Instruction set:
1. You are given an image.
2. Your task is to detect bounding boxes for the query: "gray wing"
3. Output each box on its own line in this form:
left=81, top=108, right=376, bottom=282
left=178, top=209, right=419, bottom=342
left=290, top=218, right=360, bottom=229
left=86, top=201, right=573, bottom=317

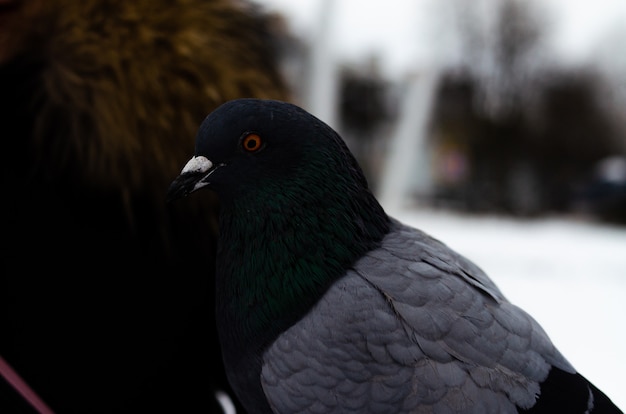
left=261, top=218, right=575, bottom=413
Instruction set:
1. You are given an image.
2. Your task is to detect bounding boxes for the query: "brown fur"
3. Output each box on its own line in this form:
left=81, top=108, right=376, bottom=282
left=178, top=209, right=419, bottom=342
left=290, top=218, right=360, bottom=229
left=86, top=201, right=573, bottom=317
left=2, top=0, right=288, bottom=221
left=0, top=0, right=290, bottom=412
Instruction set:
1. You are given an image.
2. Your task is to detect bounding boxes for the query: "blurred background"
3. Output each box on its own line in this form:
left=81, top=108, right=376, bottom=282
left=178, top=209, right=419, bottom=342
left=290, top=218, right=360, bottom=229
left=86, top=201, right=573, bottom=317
left=253, top=0, right=626, bottom=409
left=258, top=0, right=626, bottom=222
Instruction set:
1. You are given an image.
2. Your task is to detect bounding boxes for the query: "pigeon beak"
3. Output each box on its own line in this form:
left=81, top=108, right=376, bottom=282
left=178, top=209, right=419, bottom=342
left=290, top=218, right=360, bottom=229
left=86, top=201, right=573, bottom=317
left=166, top=156, right=219, bottom=202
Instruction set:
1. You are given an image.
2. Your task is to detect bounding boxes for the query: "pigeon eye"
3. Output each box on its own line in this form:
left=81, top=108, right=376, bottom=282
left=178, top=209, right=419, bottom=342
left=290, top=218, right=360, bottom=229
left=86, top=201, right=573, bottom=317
left=241, top=133, right=263, bottom=152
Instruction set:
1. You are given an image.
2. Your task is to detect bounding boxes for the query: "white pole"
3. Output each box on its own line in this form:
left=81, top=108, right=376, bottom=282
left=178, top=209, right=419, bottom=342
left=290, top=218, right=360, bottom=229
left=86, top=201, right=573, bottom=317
left=378, top=69, right=440, bottom=214
left=304, top=0, right=339, bottom=130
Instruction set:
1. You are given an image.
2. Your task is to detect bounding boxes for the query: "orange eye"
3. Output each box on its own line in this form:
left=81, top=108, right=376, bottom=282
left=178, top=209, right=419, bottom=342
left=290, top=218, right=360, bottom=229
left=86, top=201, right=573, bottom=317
left=241, top=133, right=263, bottom=152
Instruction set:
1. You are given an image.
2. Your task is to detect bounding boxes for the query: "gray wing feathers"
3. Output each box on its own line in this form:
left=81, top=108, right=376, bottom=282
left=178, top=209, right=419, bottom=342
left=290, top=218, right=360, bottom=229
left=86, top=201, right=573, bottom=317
left=261, top=219, right=576, bottom=413
left=384, top=218, right=506, bottom=303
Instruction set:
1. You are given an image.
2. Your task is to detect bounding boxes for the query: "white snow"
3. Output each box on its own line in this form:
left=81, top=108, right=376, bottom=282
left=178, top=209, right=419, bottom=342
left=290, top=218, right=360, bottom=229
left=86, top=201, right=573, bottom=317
left=391, top=205, right=626, bottom=411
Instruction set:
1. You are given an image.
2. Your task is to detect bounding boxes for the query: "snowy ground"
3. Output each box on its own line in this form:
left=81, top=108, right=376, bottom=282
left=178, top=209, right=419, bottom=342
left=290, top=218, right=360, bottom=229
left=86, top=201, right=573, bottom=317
left=390, top=205, right=626, bottom=411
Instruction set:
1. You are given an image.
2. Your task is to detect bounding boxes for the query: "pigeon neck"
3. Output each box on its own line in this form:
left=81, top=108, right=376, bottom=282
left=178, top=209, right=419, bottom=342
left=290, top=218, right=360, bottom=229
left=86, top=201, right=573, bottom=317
left=215, top=180, right=390, bottom=358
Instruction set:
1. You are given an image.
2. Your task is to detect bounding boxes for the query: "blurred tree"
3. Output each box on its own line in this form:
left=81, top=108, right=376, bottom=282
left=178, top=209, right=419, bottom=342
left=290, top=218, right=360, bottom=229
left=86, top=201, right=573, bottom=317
left=337, top=57, right=398, bottom=191
left=426, top=0, right=625, bottom=222
left=431, top=69, right=623, bottom=219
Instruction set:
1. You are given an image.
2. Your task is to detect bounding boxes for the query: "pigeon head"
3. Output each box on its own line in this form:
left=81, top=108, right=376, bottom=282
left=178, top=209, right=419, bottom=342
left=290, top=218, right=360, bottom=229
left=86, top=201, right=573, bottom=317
left=168, top=98, right=372, bottom=206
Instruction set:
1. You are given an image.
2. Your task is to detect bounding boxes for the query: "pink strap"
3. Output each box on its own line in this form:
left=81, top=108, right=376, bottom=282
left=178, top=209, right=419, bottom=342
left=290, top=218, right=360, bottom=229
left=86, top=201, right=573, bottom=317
left=0, top=355, right=55, bottom=414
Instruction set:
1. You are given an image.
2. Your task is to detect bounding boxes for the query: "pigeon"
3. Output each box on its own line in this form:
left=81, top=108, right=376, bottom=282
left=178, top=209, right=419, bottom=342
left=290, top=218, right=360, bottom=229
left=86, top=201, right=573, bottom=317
left=167, top=98, right=623, bottom=414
